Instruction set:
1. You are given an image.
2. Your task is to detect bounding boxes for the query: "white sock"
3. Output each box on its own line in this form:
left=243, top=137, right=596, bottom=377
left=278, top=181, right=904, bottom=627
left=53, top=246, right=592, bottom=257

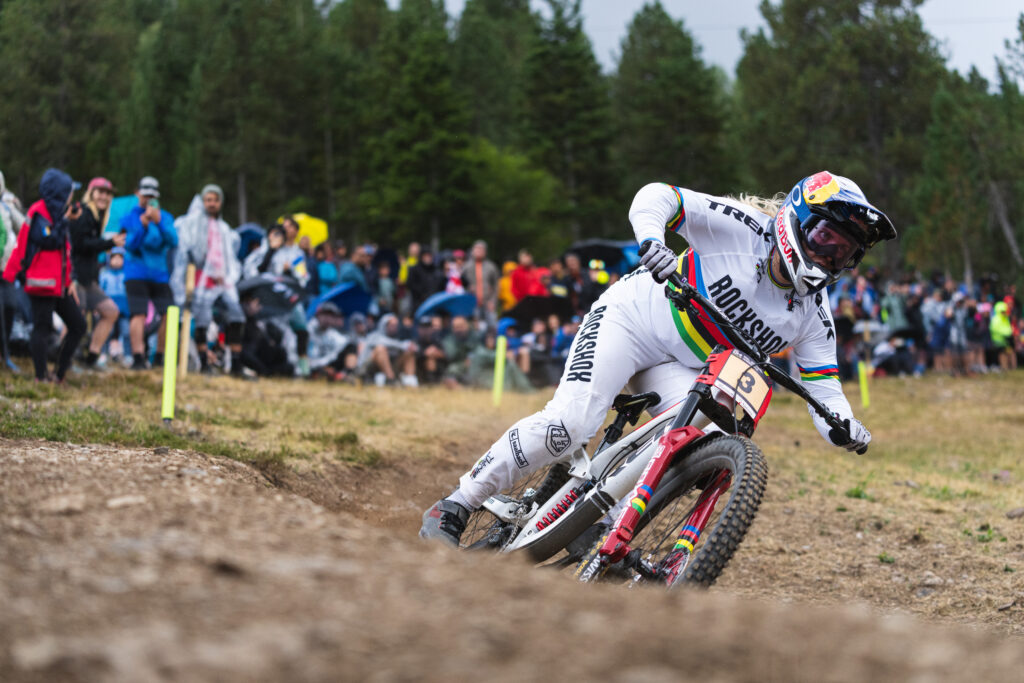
left=446, top=488, right=472, bottom=510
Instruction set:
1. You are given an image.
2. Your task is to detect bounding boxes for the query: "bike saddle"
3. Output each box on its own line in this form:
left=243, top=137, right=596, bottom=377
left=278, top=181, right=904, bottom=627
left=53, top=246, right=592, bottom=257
left=612, top=392, right=661, bottom=424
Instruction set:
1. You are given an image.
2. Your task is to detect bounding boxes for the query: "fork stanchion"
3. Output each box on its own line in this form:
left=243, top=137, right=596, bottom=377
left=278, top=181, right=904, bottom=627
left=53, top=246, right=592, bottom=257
left=162, top=306, right=180, bottom=424
left=493, top=335, right=507, bottom=407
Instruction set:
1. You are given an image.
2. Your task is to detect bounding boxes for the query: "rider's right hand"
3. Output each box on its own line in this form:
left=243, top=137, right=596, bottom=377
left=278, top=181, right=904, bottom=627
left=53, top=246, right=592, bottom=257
left=638, top=239, right=677, bottom=283
left=829, top=417, right=871, bottom=453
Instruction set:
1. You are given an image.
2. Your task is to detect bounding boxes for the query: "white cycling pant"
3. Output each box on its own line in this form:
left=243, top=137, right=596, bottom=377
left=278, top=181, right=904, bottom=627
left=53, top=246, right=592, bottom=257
left=457, top=274, right=704, bottom=510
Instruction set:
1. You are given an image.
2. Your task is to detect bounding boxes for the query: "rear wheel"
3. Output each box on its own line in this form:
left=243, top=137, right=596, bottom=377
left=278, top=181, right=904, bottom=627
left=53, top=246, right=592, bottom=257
left=575, top=435, right=767, bottom=587
left=460, top=463, right=570, bottom=550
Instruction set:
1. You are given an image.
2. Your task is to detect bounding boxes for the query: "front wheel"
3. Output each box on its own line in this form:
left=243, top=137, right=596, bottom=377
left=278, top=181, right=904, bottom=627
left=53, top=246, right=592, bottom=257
left=576, top=434, right=768, bottom=588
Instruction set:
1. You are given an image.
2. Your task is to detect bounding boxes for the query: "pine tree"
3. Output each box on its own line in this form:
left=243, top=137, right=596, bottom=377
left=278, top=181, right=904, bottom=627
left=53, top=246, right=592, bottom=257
left=453, top=0, right=537, bottom=148
left=322, top=0, right=392, bottom=237
left=613, top=1, right=737, bottom=197
left=736, top=0, right=946, bottom=267
left=0, top=0, right=140, bottom=197
left=362, top=0, right=473, bottom=248
left=522, top=0, right=616, bottom=241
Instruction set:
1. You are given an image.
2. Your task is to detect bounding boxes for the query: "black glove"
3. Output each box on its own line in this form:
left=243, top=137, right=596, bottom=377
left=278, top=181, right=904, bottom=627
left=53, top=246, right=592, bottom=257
left=638, top=239, right=677, bottom=283
left=828, top=417, right=871, bottom=453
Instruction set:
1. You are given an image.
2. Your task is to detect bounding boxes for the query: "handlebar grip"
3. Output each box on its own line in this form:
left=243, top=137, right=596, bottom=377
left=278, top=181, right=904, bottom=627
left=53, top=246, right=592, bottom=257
left=856, top=446, right=868, bottom=455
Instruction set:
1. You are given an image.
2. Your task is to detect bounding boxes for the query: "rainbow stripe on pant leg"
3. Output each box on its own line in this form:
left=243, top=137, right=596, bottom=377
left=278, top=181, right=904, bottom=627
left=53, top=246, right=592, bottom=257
left=674, top=525, right=701, bottom=553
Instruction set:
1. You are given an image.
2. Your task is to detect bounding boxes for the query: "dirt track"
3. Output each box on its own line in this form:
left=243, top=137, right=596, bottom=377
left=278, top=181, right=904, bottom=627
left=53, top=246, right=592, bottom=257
left=2, top=438, right=1023, bottom=682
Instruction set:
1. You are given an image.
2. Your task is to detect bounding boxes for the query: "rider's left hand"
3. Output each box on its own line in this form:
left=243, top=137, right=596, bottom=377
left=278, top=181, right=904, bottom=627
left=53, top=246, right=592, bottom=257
left=831, top=417, right=870, bottom=452
left=638, top=239, right=677, bottom=283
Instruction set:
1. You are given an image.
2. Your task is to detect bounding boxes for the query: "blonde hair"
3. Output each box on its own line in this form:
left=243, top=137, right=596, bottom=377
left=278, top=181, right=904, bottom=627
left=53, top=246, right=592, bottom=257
left=729, top=193, right=786, bottom=218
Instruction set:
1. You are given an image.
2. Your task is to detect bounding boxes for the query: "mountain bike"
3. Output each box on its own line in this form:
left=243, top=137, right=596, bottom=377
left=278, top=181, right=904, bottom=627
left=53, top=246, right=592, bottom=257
left=459, top=271, right=863, bottom=588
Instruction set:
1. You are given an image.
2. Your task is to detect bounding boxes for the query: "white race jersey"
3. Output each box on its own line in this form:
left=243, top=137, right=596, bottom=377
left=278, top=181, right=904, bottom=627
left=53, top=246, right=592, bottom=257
left=628, top=183, right=855, bottom=440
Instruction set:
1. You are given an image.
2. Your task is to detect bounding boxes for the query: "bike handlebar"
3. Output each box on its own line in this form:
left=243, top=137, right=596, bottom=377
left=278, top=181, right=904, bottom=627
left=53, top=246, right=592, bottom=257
left=664, top=272, right=867, bottom=454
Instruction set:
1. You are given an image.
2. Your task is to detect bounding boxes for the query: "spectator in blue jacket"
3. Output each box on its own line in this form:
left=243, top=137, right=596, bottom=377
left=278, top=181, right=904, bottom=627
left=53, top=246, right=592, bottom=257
left=121, top=176, right=178, bottom=369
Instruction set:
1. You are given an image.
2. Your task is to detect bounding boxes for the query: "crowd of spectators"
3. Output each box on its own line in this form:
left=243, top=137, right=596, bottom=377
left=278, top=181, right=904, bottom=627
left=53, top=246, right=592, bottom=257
left=0, top=168, right=617, bottom=389
left=823, top=268, right=1023, bottom=381
left=1, top=166, right=1021, bottom=389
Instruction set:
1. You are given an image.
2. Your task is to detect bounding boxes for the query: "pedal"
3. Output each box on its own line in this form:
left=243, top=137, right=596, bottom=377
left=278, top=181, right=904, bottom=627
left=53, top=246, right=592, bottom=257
left=480, top=494, right=524, bottom=523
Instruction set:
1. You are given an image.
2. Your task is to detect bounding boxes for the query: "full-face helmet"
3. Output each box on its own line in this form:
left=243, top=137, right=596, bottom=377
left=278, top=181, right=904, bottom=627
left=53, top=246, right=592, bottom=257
left=773, top=171, right=896, bottom=297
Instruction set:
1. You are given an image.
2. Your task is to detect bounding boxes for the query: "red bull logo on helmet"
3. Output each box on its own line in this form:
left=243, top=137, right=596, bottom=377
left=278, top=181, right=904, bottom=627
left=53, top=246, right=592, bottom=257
left=802, top=171, right=841, bottom=205
left=776, top=208, right=795, bottom=264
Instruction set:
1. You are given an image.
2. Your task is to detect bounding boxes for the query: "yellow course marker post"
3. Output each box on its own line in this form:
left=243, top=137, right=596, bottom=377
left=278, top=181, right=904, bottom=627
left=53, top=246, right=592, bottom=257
left=162, top=306, right=180, bottom=423
left=857, top=359, right=870, bottom=409
left=493, top=335, right=507, bottom=407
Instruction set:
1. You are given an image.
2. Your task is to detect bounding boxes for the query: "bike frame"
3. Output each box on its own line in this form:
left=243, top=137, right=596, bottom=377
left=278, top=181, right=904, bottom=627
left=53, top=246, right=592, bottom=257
left=474, top=272, right=860, bottom=567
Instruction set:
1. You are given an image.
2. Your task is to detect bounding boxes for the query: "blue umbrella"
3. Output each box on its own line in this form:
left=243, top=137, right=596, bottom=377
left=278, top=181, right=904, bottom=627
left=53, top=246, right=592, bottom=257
left=414, top=292, right=478, bottom=320
left=307, top=281, right=372, bottom=319
left=236, top=223, right=266, bottom=260
left=564, top=239, right=638, bottom=274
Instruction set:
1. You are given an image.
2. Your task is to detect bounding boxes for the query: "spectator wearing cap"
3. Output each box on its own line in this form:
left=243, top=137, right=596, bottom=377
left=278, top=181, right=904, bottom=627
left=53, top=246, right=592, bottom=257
left=121, top=176, right=178, bottom=369
left=99, top=246, right=130, bottom=361
left=460, top=239, right=499, bottom=318
left=172, top=184, right=245, bottom=376
left=0, top=169, right=26, bottom=371
left=2, top=168, right=87, bottom=382
left=69, top=177, right=124, bottom=367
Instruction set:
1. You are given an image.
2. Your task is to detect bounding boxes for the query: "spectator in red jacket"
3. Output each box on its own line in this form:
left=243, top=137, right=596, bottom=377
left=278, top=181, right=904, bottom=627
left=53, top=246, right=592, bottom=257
left=2, top=168, right=86, bottom=382
left=510, top=249, right=548, bottom=301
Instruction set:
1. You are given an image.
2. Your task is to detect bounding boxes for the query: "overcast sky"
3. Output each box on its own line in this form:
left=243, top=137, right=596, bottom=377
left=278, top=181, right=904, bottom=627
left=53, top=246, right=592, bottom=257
left=421, top=0, right=1022, bottom=84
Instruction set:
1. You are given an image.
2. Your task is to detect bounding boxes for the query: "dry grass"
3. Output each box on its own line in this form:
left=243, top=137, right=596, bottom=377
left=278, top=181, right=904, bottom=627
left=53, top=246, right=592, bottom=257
left=720, top=373, right=1024, bottom=633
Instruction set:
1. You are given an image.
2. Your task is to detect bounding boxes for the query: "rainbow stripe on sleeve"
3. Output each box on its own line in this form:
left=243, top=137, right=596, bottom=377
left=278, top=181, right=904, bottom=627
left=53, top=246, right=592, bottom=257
left=798, top=364, right=840, bottom=382
left=665, top=185, right=685, bottom=233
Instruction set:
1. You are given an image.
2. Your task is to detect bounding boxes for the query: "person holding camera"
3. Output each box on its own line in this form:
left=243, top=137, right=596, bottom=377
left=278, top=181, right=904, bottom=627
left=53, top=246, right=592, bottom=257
left=121, top=176, right=178, bottom=370
left=70, top=177, right=125, bottom=368
left=2, top=168, right=87, bottom=382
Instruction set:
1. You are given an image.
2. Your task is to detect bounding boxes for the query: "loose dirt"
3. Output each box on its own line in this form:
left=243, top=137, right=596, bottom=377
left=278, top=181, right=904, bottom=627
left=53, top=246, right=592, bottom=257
left=2, top=426, right=1022, bottom=682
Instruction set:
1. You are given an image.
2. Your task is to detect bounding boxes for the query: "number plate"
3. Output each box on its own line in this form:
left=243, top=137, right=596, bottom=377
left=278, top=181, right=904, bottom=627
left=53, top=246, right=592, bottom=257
left=696, top=349, right=772, bottom=422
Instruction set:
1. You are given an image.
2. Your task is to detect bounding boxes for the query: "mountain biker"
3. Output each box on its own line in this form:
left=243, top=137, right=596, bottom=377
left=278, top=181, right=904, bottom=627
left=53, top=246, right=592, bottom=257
left=421, top=171, right=896, bottom=546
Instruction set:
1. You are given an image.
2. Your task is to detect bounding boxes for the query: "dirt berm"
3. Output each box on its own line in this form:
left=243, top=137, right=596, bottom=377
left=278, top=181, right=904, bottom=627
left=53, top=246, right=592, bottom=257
left=1, top=439, right=1022, bottom=682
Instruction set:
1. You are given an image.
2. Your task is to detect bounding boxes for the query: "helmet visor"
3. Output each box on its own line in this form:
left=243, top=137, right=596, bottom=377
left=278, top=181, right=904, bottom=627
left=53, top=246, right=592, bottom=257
left=804, top=219, right=863, bottom=272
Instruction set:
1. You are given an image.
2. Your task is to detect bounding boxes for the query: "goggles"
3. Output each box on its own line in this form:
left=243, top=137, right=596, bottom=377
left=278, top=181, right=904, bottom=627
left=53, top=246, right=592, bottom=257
left=802, top=218, right=864, bottom=273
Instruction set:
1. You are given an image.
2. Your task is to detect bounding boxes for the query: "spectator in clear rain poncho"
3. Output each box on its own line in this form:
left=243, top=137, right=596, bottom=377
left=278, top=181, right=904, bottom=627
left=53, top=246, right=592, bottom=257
left=0, top=170, right=26, bottom=371
left=357, top=312, right=418, bottom=387
left=172, top=184, right=245, bottom=376
left=307, top=301, right=360, bottom=381
left=243, top=220, right=311, bottom=376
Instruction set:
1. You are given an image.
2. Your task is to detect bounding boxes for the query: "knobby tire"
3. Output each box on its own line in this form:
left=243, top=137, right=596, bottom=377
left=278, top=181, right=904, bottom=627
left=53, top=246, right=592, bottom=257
left=577, top=434, right=768, bottom=588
